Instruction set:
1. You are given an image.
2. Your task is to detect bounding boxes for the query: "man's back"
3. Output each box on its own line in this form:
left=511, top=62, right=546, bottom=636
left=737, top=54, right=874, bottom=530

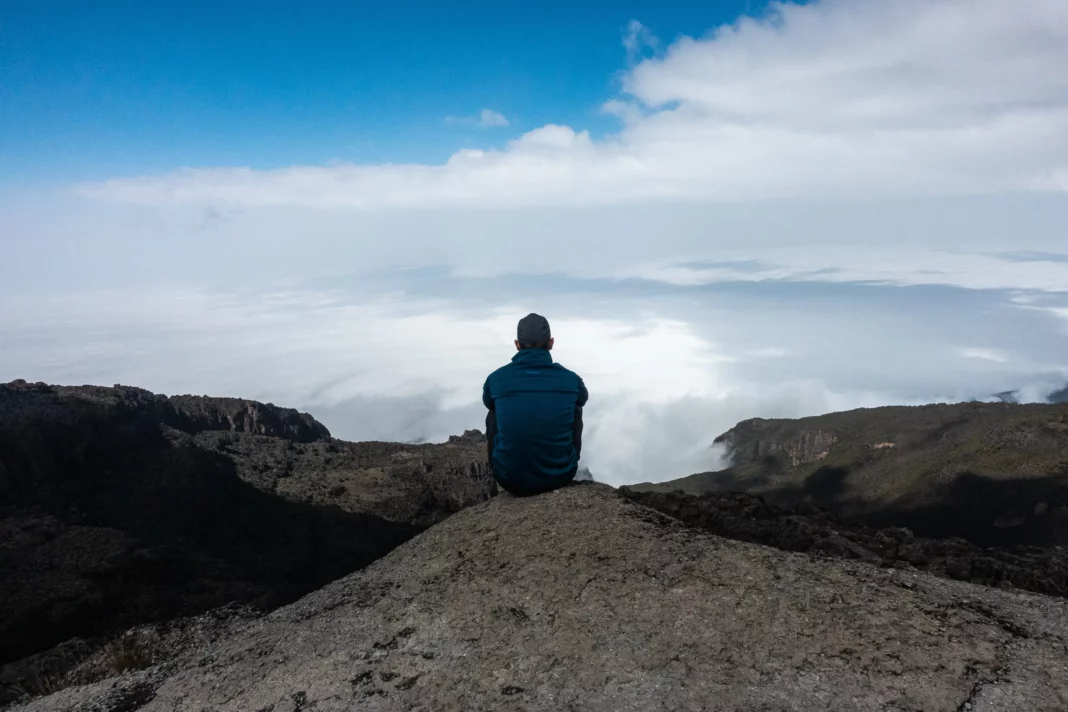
left=483, top=347, right=588, bottom=494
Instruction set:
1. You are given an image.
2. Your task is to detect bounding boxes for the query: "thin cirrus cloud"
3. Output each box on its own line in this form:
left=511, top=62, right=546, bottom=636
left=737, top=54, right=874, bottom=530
left=960, top=348, right=1010, bottom=364
left=78, top=0, right=1068, bottom=210
left=444, top=108, right=511, bottom=128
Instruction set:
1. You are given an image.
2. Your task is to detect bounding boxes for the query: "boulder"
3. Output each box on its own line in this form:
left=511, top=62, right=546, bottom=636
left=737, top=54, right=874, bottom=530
left=14, top=485, right=1068, bottom=711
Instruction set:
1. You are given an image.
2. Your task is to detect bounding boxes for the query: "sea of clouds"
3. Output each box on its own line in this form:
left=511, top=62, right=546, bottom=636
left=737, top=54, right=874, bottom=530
left=2, top=0, right=1067, bottom=484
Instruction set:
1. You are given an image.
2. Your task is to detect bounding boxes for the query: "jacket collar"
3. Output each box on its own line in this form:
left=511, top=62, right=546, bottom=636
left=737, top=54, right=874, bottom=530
left=511, top=348, right=554, bottom=367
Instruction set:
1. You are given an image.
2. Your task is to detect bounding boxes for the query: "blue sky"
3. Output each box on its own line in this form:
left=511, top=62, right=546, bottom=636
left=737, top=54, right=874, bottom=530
left=2, top=0, right=775, bottom=182
left=2, top=0, right=1068, bottom=483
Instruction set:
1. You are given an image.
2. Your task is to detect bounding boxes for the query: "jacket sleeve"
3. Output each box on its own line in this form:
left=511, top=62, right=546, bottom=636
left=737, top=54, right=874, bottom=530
left=485, top=408, right=497, bottom=463
left=483, top=378, right=497, bottom=462
left=573, top=375, right=587, bottom=459
left=572, top=406, right=583, bottom=460
left=576, top=376, right=589, bottom=408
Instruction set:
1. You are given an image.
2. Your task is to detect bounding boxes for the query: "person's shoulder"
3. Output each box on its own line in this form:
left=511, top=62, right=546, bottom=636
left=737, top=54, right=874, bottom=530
left=550, top=362, right=583, bottom=380
left=485, top=362, right=515, bottom=383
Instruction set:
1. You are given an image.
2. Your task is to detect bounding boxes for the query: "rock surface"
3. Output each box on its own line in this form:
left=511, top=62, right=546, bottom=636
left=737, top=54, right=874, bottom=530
left=622, top=488, right=1068, bottom=598
left=633, top=402, right=1068, bottom=546
left=0, top=381, right=494, bottom=669
left=13, top=485, right=1068, bottom=712
left=0, top=606, right=258, bottom=703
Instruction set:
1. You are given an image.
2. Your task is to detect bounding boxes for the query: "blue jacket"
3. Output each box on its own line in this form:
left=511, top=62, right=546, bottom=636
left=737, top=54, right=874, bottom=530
left=482, top=349, right=588, bottom=491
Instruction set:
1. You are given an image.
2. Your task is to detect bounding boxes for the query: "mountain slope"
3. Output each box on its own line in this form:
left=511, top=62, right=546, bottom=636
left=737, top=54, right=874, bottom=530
left=0, top=380, right=494, bottom=666
left=632, top=402, right=1068, bottom=545
left=14, top=484, right=1068, bottom=712
left=620, top=488, right=1068, bottom=597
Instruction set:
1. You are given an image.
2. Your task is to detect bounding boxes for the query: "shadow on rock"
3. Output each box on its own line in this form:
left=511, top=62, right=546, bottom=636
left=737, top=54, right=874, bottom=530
left=0, top=384, right=422, bottom=665
left=620, top=487, right=1068, bottom=598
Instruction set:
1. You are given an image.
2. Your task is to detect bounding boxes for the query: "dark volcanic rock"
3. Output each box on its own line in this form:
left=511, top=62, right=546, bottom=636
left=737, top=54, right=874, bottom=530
left=3, top=379, right=331, bottom=444
left=632, top=402, right=1068, bottom=546
left=164, top=394, right=330, bottom=442
left=0, top=381, right=494, bottom=668
left=11, top=486, right=1068, bottom=712
left=447, top=429, right=486, bottom=445
left=621, top=488, right=1068, bottom=598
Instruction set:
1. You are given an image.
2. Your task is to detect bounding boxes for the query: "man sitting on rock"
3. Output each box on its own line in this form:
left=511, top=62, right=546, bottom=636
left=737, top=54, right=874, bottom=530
left=482, top=313, right=588, bottom=496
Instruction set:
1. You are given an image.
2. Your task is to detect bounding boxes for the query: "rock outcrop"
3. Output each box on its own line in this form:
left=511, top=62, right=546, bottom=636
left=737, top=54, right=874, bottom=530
left=0, top=381, right=494, bottom=670
left=447, top=430, right=486, bottom=446
left=12, top=485, right=1068, bottom=712
left=717, top=423, right=839, bottom=467
left=633, top=402, right=1068, bottom=546
left=3, top=379, right=331, bottom=443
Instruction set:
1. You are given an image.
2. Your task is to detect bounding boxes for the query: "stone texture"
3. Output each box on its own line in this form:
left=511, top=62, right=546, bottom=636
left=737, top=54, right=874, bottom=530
left=14, top=485, right=1068, bottom=712
left=621, top=488, right=1068, bottom=598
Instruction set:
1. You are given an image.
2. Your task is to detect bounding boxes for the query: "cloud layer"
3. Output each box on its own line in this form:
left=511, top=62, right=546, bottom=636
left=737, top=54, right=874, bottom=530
left=81, top=0, right=1068, bottom=209
left=4, top=276, right=1067, bottom=484
left=3, top=1, right=1067, bottom=486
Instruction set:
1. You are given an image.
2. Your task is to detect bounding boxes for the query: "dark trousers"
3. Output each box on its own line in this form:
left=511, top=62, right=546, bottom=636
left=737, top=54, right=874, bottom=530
left=498, top=470, right=577, bottom=497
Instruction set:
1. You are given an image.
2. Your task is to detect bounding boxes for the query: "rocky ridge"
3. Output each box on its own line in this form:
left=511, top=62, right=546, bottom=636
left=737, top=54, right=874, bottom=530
left=0, top=381, right=494, bottom=675
left=7, top=385, right=1068, bottom=710
left=632, top=402, right=1068, bottom=546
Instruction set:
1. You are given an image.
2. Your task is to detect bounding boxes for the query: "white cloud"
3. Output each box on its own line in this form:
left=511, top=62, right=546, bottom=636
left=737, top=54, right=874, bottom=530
left=748, top=347, right=789, bottom=358
left=625, top=246, right=1068, bottom=293
left=0, top=289, right=726, bottom=414
left=960, top=347, right=1010, bottom=363
left=600, top=98, right=643, bottom=125
left=4, top=277, right=1067, bottom=484
left=477, top=109, right=510, bottom=127
left=80, top=0, right=1068, bottom=209
left=5, top=189, right=1067, bottom=300
left=622, top=19, right=658, bottom=63
left=445, top=108, right=510, bottom=128
left=1032, top=169, right=1068, bottom=192
left=0, top=288, right=740, bottom=483
left=1045, top=307, right=1068, bottom=331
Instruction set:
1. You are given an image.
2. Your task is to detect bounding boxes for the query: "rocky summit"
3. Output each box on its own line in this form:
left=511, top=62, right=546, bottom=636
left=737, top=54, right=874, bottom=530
left=4, top=383, right=1068, bottom=711
left=10, top=484, right=1068, bottom=712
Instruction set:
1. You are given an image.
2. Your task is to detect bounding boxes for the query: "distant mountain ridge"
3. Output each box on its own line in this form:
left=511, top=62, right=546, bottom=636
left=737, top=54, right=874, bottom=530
left=987, top=382, right=1068, bottom=405
left=631, top=401, right=1068, bottom=547
left=2, top=379, right=331, bottom=442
